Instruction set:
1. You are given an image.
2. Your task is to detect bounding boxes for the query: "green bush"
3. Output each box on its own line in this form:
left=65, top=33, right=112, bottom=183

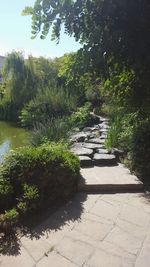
left=69, top=103, right=97, bottom=129
left=0, top=143, right=80, bottom=228
left=20, top=86, right=77, bottom=128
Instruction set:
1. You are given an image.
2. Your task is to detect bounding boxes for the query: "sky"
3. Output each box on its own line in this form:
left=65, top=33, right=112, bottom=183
left=0, top=0, right=81, bottom=58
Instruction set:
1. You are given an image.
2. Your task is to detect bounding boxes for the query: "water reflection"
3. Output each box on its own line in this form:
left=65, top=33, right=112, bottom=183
left=0, top=121, right=29, bottom=162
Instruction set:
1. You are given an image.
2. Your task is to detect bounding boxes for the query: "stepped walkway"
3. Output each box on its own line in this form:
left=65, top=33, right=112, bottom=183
left=1, top=115, right=150, bottom=267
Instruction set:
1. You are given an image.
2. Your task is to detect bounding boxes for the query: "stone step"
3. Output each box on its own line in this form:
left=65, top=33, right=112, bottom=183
left=70, top=146, right=93, bottom=157
left=93, top=153, right=117, bottom=166
left=79, top=156, right=93, bottom=167
left=78, top=164, right=144, bottom=193
left=86, top=138, right=105, bottom=145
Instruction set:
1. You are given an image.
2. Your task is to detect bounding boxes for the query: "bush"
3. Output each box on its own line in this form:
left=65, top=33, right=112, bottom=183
left=69, top=102, right=97, bottom=129
left=0, top=143, right=80, bottom=228
left=20, top=86, right=77, bottom=128
left=130, top=119, right=150, bottom=181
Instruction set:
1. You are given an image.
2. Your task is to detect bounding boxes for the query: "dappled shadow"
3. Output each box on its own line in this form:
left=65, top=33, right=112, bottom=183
left=0, top=231, right=21, bottom=256
left=0, top=193, right=87, bottom=256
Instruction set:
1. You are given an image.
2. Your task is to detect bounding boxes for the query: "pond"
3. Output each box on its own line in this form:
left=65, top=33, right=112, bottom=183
left=0, top=121, right=30, bottom=163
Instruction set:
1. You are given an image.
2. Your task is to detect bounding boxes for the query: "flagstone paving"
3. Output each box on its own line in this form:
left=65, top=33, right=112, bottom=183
left=1, top=192, right=150, bottom=267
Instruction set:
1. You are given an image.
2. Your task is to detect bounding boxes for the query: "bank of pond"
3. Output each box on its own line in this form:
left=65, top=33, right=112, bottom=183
left=0, top=121, right=30, bottom=162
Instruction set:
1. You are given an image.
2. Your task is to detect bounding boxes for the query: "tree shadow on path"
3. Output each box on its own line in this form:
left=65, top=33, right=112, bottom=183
left=0, top=192, right=87, bottom=256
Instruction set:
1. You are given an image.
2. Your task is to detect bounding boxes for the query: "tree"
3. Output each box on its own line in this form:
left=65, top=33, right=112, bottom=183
left=23, top=0, right=150, bottom=69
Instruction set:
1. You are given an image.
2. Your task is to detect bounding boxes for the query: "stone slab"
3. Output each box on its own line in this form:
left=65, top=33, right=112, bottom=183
left=96, top=149, right=109, bottom=154
left=70, top=146, right=93, bottom=156
left=79, top=164, right=144, bottom=192
left=93, top=153, right=116, bottom=165
left=86, top=138, right=105, bottom=144
left=79, top=156, right=93, bottom=167
left=82, top=142, right=105, bottom=150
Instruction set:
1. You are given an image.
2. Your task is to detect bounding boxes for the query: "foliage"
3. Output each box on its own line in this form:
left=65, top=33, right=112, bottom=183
left=20, top=86, right=77, bottom=128
left=130, top=119, right=150, bottom=181
left=23, top=1, right=150, bottom=71
left=69, top=102, right=95, bottom=129
left=30, top=117, right=72, bottom=146
left=105, top=112, right=139, bottom=150
left=30, top=103, right=94, bottom=146
left=0, top=52, right=60, bottom=122
left=0, top=143, right=80, bottom=228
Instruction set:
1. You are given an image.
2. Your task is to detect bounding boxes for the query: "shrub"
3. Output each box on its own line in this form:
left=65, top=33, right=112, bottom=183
left=20, top=86, right=77, bottom=128
left=130, top=119, right=150, bottom=181
left=69, top=102, right=97, bottom=129
left=0, top=143, right=80, bottom=229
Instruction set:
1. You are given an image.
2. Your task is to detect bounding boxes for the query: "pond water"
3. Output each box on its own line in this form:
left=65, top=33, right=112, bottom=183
left=0, top=121, right=30, bottom=163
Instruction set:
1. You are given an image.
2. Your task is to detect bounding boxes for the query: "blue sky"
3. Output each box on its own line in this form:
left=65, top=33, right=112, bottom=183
left=0, top=1, right=81, bottom=58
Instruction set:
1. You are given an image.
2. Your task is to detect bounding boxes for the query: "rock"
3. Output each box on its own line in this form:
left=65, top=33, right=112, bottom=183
left=86, top=138, right=105, bottom=144
left=99, top=129, right=108, bottom=134
left=70, top=132, right=90, bottom=142
left=93, top=153, right=116, bottom=165
left=111, top=148, right=124, bottom=159
left=70, top=145, right=93, bottom=156
left=79, top=156, right=93, bottom=167
left=82, top=143, right=105, bottom=150
left=83, top=127, right=93, bottom=132
left=99, top=124, right=110, bottom=130
left=100, top=133, right=107, bottom=139
left=96, top=149, right=109, bottom=154
left=99, top=117, right=109, bottom=123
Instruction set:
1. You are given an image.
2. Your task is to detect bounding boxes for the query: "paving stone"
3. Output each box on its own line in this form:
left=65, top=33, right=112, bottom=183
left=79, top=156, right=93, bottom=167
left=116, top=218, right=147, bottom=240
left=70, top=132, right=89, bottom=142
left=134, top=229, right=150, bottom=267
left=74, top=217, right=113, bottom=241
left=21, top=235, right=51, bottom=262
left=36, top=251, right=77, bottom=267
left=96, top=148, right=109, bottom=154
left=93, top=153, right=116, bottom=165
left=82, top=142, right=105, bottom=150
left=104, top=225, right=143, bottom=255
left=98, top=240, right=136, bottom=260
left=56, top=236, right=94, bottom=266
left=86, top=138, right=105, bottom=144
left=86, top=248, right=134, bottom=267
left=91, top=199, right=120, bottom=222
left=119, top=203, right=150, bottom=228
left=0, top=246, right=35, bottom=267
left=70, top=145, right=93, bottom=156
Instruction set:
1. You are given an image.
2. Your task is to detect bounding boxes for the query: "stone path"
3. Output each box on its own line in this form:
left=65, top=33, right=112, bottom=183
left=71, top=114, right=143, bottom=193
left=1, top=192, right=150, bottom=267
left=1, top=114, right=148, bottom=266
